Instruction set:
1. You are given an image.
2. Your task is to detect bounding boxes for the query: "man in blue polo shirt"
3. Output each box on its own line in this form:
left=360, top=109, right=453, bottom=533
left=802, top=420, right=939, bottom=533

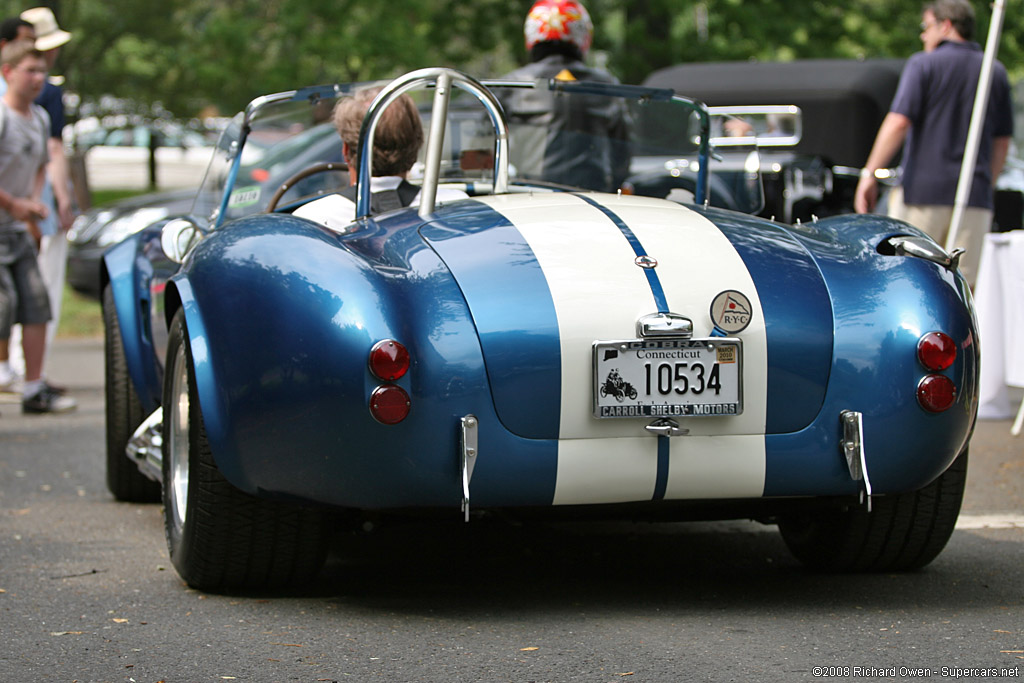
left=854, top=0, right=1013, bottom=285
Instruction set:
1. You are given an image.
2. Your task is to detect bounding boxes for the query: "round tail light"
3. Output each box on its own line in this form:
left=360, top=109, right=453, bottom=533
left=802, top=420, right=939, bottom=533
left=917, top=375, right=956, bottom=413
left=369, top=340, right=410, bottom=381
left=918, top=332, right=956, bottom=371
left=369, top=385, right=411, bottom=424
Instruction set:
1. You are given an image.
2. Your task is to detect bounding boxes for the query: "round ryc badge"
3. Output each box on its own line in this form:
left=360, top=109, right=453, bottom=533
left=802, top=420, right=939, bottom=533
left=710, top=290, right=753, bottom=334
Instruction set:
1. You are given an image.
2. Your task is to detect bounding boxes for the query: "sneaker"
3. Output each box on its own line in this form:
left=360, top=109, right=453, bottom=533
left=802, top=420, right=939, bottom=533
left=0, top=373, right=23, bottom=394
left=42, top=379, right=68, bottom=395
left=22, top=386, right=77, bottom=414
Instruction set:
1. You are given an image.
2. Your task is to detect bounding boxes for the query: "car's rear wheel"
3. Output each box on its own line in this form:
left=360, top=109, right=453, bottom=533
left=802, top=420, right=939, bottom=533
left=777, top=449, right=967, bottom=572
left=103, top=284, right=160, bottom=502
left=162, top=309, right=330, bottom=592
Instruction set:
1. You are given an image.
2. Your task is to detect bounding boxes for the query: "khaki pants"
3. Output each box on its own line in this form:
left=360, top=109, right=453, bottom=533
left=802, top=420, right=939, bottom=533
left=887, top=186, right=991, bottom=286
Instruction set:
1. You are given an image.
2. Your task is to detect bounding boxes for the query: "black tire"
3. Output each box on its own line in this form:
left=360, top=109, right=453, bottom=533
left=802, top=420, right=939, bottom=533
left=778, top=449, right=968, bottom=572
left=162, top=309, right=330, bottom=592
left=103, top=284, right=161, bottom=502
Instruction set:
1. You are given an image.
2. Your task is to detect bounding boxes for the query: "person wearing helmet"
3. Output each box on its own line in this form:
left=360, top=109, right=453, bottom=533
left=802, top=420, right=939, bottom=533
left=502, top=0, right=630, bottom=193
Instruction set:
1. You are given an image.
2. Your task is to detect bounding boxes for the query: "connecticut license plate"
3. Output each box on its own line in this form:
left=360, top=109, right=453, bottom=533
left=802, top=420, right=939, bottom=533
left=593, top=338, right=742, bottom=418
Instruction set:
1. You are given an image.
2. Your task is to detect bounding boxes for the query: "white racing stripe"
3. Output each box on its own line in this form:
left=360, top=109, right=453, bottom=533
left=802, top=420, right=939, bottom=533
left=596, top=196, right=767, bottom=499
left=478, top=193, right=766, bottom=504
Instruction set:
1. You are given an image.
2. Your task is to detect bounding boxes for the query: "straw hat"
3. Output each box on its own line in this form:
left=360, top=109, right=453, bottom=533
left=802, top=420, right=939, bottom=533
left=21, top=7, right=72, bottom=51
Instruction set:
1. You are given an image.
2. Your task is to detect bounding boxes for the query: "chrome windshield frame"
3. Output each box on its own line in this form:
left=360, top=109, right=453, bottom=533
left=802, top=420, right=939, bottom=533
left=208, top=72, right=712, bottom=226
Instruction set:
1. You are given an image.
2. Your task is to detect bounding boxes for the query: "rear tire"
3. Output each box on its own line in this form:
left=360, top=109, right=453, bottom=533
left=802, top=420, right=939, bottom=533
left=778, top=449, right=967, bottom=572
left=162, top=309, right=330, bottom=592
left=103, top=284, right=160, bottom=503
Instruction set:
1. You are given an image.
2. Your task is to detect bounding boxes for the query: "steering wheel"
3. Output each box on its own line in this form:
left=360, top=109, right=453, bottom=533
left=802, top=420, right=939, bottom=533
left=265, top=161, right=349, bottom=212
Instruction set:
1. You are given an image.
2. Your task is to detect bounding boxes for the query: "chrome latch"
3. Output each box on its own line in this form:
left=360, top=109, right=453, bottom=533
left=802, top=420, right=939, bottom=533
left=841, top=410, right=872, bottom=511
left=888, top=236, right=963, bottom=273
left=460, top=415, right=478, bottom=522
left=645, top=418, right=689, bottom=437
left=637, top=312, right=693, bottom=339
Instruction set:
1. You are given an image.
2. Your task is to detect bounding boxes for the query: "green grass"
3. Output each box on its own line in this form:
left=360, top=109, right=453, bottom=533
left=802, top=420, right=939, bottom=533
left=57, top=284, right=103, bottom=339
left=90, top=188, right=152, bottom=207
left=55, top=189, right=154, bottom=340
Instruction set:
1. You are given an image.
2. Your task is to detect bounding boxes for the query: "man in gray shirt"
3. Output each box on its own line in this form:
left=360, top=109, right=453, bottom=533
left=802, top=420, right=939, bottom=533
left=0, top=39, right=74, bottom=413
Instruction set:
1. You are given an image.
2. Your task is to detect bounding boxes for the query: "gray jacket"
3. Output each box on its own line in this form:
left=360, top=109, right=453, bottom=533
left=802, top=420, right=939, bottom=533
left=502, top=55, right=631, bottom=193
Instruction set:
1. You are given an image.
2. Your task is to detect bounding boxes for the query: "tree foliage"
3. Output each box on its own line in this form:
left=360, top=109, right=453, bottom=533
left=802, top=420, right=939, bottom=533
left=605, top=0, right=1019, bottom=85
left=5, top=0, right=1021, bottom=119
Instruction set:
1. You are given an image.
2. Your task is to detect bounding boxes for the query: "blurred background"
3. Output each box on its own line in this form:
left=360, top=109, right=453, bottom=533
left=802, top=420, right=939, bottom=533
left=2, top=0, right=1021, bottom=331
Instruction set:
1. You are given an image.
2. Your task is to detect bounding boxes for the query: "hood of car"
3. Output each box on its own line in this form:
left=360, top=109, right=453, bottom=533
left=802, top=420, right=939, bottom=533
left=69, top=189, right=195, bottom=246
left=421, top=193, right=833, bottom=440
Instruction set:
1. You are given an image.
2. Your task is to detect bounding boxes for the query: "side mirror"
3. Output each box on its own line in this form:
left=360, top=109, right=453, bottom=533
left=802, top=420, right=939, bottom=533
left=160, top=218, right=202, bottom=264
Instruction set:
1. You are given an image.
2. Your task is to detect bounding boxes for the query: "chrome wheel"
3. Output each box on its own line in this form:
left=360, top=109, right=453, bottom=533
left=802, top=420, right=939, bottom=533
left=161, top=308, right=330, bottom=590
left=166, top=343, right=190, bottom=537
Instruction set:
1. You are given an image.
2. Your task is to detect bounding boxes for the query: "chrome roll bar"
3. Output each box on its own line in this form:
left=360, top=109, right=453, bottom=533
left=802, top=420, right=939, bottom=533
left=354, top=67, right=510, bottom=220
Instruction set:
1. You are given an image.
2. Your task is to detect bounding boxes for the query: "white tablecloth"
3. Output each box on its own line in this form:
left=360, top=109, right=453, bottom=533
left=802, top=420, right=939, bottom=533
left=976, top=230, right=1024, bottom=420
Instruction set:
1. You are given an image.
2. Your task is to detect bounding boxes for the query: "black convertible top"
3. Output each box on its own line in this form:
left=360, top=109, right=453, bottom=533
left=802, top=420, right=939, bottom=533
left=643, top=59, right=906, bottom=168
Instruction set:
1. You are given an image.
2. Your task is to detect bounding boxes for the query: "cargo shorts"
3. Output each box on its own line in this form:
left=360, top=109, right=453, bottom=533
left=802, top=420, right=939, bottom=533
left=0, top=230, right=52, bottom=339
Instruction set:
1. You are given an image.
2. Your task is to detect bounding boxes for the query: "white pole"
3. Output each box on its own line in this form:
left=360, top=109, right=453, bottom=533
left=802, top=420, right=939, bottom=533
left=947, top=0, right=1006, bottom=252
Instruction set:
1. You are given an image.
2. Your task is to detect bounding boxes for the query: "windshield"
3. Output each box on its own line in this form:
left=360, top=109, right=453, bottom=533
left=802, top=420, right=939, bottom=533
left=192, top=79, right=709, bottom=228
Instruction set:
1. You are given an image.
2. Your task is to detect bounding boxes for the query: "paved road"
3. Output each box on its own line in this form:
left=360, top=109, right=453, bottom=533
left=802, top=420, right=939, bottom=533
left=1, top=339, right=1022, bottom=682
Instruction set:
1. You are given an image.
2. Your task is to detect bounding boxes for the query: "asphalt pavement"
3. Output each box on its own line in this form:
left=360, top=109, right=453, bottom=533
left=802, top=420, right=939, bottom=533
left=1, top=338, right=1022, bottom=682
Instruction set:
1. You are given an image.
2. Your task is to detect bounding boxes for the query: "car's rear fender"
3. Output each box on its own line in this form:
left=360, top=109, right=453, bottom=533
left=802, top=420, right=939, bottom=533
left=762, top=214, right=978, bottom=495
left=164, top=213, right=555, bottom=508
left=102, top=229, right=164, bottom=414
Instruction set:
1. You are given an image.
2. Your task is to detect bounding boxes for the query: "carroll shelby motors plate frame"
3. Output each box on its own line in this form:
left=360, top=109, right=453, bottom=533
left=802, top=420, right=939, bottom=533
left=593, top=338, right=743, bottom=418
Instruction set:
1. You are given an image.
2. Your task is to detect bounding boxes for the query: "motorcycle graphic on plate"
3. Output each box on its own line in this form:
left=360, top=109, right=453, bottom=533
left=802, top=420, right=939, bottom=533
left=599, top=369, right=637, bottom=402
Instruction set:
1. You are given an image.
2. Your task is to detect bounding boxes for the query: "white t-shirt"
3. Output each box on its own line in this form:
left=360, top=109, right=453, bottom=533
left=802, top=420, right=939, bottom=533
left=293, top=176, right=468, bottom=233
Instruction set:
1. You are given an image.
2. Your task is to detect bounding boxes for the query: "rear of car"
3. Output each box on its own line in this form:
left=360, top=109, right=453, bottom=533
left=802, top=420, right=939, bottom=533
left=101, top=68, right=977, bottom=592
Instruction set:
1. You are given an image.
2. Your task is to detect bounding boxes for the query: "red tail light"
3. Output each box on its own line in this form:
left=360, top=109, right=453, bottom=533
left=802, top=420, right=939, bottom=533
left=369, top=340, right=410, bottom=381
left=918, top=332, right=956, bottom=371
left=917, top=375, right=956, bottom=413
left=369, top=385, right=411, bottom=424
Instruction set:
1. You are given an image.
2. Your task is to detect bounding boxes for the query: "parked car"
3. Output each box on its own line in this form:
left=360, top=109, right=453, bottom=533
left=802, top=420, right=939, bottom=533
left=66, top=189, right=195, bottom=298
left=643, top=58, right=1024, bottom=230
left=643, top=58, right=905, bottom=222
left=103, top=68, right=977, bottom=592
left=67, top=121, right=346, bottom=299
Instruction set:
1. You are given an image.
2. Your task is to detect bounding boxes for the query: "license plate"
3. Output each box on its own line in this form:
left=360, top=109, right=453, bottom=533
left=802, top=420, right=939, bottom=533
left=593, top=338, right=742, bottom=418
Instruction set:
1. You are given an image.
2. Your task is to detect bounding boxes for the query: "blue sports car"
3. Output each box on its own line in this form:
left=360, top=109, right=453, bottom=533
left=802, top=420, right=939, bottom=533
left=102, top=68, right=977, bottom=592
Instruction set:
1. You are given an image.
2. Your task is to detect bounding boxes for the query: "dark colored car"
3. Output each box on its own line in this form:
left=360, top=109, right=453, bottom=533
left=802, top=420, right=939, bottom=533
left=66, top=189, right=195, bottom=298
left=66, top=121, right=346, bottom=299
left=643, top=58, right=906, bottom=222
left=643, top=58, right=1023, bottom=230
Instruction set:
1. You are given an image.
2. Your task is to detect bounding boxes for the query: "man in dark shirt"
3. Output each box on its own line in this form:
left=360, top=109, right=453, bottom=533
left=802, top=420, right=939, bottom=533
left=854, top=0, right=1013, bottom=284
left=501, top=0, right=630, bottom=193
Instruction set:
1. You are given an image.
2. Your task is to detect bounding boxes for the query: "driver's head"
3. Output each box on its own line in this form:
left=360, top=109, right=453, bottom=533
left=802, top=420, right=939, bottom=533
left=334, top=86, right=423, bottom=177
left=524, top=0, right=593, bottom=62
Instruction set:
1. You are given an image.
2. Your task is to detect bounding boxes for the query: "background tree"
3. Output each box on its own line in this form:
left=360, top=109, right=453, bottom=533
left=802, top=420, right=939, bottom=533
left=2, top=0, right=1020, bottom=121
left=606, top=0, right=1016, bottom=85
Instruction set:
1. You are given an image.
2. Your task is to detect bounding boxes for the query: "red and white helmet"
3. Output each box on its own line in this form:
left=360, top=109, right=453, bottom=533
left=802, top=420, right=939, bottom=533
left=524, top=0, right=593, bottom=56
